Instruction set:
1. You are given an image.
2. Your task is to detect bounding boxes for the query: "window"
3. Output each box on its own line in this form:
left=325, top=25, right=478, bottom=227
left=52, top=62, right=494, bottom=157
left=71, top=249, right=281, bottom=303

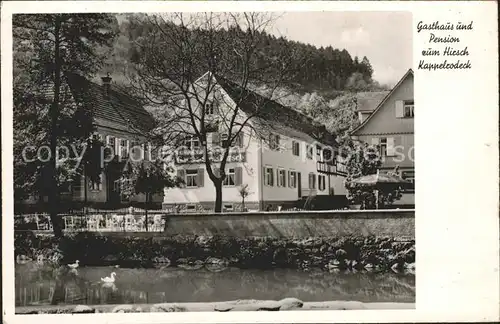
left=402, top=170, right=415, bottom=192
left=220, top=134, right=230, bottom=148
left=265, top=167, right=274, bottom=186
left=106, top=136, right=116, bottom=158
left=402, top=170, right=415, bottom=183
left=404, top=100, right=414, bottom=118
left=306, top=145, right=313, bottom=160
left=318, top=175, right=326, bottom=191
left=269, top=134, right=280, bottom=150
left=380, top=138, right=387, bottom=156
left=119, top=139, right=129, bottom=158
left=89, top=174, right=102, bottom=191
left=322, top=148, right=334, bottom=165
left=91, top=133, right=103, bottom=143
left=308, top=173, right=316, bottom=190
left=184, top=136, right=200, bottom=150
left=292, top=141, right=300, bottom=156
left=316, top=145, right=322, bottom=161
left=278, top=169, right=286, bottom=187
left=372, top=137, right=395, bottom=157
left=205, top=102, right=215, bottom=115
left=186, top=169, right=199, bottom=188
left=289, top=171, right=297, bottom=188
left=223, top=168, right=236, bottom=186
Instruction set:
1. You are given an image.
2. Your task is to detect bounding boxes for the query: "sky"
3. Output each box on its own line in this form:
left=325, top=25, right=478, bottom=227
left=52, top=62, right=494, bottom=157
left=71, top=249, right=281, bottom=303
left=269, top=12, right=413, bottom=87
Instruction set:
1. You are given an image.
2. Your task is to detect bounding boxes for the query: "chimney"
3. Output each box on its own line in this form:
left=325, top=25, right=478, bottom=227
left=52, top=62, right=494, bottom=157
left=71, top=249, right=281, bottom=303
left=101, top=73, right=112, bottom=98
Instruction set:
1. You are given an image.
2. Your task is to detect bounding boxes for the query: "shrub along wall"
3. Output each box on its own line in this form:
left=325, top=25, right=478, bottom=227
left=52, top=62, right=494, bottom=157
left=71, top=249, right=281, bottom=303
left=14, top=210, right=415, bottom=272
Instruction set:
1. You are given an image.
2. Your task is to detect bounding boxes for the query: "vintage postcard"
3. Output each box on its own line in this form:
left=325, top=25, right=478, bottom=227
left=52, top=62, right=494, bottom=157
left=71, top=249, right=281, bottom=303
left=2, top=1, right=498, bottom=323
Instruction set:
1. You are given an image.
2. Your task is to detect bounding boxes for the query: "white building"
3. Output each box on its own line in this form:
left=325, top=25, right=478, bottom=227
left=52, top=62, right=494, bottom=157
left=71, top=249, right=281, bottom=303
left=162, top=72, right=347, bottom=212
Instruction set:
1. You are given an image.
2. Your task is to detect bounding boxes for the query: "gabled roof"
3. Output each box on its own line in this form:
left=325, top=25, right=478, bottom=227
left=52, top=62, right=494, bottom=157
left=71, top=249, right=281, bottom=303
left=214, top=75, right=337, bottom=147
left=66, top=73, right=155, bottom=134
left=355, top=91, right=390, bottom=112
left=351, top=69, right=414, bottom=135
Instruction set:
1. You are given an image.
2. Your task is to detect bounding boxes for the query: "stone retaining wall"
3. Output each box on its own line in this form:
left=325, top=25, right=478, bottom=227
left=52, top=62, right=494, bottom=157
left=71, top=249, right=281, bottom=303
left=162, top=209, right=414, bottom=239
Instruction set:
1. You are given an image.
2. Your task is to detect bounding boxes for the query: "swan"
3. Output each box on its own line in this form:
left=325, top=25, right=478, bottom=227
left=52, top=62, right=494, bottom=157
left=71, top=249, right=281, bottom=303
left=68, top=260, right=79, bottom=269
left=101, top=272, right=116, bottom=283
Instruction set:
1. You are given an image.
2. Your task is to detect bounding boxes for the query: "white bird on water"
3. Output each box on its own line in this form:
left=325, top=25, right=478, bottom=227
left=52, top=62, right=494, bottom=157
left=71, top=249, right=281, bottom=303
left=101, top=272, right=117, bottom=283
left=67, top=260, right=79, bottom=269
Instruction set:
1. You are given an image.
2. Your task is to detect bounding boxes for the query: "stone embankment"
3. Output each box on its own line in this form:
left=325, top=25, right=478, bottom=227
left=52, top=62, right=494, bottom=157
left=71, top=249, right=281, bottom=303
left=15, top=232, right=415, bottom=272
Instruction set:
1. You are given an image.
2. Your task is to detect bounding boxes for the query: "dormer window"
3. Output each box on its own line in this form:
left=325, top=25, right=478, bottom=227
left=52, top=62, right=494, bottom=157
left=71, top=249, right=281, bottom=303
left=205, top=101, right=216, bottom=115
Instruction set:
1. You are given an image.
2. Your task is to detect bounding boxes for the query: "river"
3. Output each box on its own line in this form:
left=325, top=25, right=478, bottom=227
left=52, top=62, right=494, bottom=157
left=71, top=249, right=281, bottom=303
left=16, top=263, right=415, bottom=307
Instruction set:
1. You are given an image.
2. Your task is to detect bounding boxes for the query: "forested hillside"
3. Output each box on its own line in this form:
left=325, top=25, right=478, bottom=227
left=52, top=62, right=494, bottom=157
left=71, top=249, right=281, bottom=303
left=101, top=14, right=389, bottom=141
left=104, top=14, right=387, bottom=96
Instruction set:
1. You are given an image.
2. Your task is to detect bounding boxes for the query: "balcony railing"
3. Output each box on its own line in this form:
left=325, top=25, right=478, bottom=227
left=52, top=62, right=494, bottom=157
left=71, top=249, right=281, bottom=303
left=175, top=149, right=246, bottom=164
left=316, top=160, right=348, bottom=176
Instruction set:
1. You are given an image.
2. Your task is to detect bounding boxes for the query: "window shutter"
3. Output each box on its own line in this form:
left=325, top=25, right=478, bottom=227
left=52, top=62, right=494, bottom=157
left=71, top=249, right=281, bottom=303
left=288, top=171, right=291, bottom=188
left=212, top=133, right=219, bottom=146
left=234, top=167, right=242, bottom=185
left=395, top=100, right=404, bottom=118
left=177, top=169, right=186, bottom=188
left=386, top=137, right=395, bottom=156
left=238, top=132, right=244, bottom=148
left=197, top=168, right=204, bottom=187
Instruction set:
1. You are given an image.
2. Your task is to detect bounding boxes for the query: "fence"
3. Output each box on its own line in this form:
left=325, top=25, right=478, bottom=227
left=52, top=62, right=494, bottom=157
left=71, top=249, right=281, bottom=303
left=14, top=205, right=346, bottom=232
left=14, top=207, right=169, bottom=232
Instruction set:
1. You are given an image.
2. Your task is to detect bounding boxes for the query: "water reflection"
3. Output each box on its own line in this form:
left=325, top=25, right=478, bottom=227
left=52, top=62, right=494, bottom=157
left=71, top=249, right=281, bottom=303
left=16, top=263, right=415, bottom=307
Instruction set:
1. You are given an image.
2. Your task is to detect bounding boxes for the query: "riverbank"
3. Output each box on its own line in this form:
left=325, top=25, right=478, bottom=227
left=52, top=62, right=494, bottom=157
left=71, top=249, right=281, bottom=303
left=16, top=298, right=415, bottom=314
left=15, top=231, right=415, bottom=272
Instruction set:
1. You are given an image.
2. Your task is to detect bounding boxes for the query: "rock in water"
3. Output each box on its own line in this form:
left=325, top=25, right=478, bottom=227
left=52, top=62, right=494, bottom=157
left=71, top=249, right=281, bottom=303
left=150, top=304, right=187, bottom=312
left=279, top=297, right=304, bottom=310
left=111, top=305, right=140, bottom=313
left=72, top=305, right=95, bottom=313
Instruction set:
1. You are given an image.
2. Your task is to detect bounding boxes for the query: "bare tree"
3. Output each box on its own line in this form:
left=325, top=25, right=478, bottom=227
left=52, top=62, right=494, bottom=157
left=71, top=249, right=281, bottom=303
left=126, top=12, right=302, bottom=212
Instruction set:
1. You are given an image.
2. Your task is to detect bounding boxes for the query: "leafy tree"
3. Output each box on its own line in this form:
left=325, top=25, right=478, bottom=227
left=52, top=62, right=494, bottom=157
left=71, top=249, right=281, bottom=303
left=13, top=14, right=117, bottom=236
left=118, top=160, right=180, bottom=231
left=238, top=184, right=251, bottom=212
left=344, top=144, right=403, bottom=209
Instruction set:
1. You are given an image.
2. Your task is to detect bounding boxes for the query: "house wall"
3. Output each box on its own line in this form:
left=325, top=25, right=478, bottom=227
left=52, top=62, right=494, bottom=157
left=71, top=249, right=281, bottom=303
left=69, top=124, right=163, bottom=205
left=353, top=71, right=414, bottom=207
left=162, top=78, right=347, bottom=211
left=260, top=131, right=347, bottom=208
left=162, top=130, right=261, bottom=211
left=354, top=73, right=414, bottom=135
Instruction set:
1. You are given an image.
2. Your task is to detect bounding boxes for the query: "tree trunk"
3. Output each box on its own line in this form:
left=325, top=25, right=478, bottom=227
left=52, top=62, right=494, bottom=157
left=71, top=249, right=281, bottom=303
left=242, top=197, right=245, bottom=212
left=49, top=16, right=63, bottom=238
left=214, top=181, right=223, bottom=213
left=145, top=193, right=149, bottom=232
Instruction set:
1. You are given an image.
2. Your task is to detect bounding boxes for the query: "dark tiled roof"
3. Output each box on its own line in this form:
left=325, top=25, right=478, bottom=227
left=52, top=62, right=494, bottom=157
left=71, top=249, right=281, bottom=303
left=215, top=76, right=338, bottom=147
left=66, top=73, right=155, bottom=133
left=355, top=91, right=390, bottom=112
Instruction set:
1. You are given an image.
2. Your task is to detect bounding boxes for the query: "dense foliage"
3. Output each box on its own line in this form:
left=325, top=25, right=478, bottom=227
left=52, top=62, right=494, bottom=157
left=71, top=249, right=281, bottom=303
left=13, top=14, right=118, bottom=235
